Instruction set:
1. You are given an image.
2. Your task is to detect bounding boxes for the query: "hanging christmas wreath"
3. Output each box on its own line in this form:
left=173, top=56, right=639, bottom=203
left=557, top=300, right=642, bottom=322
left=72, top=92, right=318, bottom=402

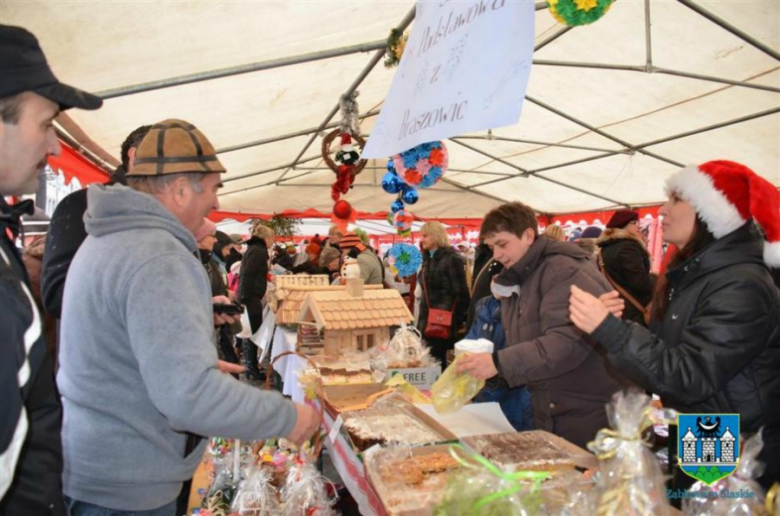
left=388, top=243, right=423, bottom=278
left=322, top=129, right=368, bottom=202
left=547, top=0, right=615, bottom=26
left=388, top=141, right=448, bottom=189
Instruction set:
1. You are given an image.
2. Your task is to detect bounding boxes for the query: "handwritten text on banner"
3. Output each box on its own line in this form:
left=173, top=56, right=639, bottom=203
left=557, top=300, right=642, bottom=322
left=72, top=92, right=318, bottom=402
left=362, top=0, right=535, bottom=158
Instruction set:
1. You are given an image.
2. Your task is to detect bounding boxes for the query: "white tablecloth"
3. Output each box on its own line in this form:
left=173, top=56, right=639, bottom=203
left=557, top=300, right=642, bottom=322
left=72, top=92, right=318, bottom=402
left=268, top=326, right=309, bottom=403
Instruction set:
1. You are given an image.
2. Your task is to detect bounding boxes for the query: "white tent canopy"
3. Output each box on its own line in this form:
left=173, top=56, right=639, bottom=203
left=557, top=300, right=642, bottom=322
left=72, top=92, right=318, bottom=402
left=3, top=0, right=778, bottom=217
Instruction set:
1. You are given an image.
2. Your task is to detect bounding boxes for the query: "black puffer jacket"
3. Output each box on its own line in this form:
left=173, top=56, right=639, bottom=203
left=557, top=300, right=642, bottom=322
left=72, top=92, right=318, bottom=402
left=238, top=237, right=269, bottom=330
left=591, top=223, right=780, bottom=482
left=417, top=246, right=470, bottom=340
left=596, top=228, right=654, bottom=325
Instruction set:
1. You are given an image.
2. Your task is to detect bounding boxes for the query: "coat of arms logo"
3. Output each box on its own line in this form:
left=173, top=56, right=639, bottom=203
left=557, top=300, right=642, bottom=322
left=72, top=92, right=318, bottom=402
left=678, top=413, right=740, bottom=485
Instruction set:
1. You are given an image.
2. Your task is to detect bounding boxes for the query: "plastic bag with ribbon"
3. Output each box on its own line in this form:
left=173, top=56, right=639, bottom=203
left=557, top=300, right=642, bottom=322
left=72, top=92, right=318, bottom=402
left=370, top=325, right=438, bottom=377
left=587, top=389, right=676, bottom=516
left=280, top=461, right=338, bottom=516
left=683, top=430, right=769, bottom=515
left=431, top=353, right=485, bottom=414
left=231, top=467, right=281, bottom=516
left=434, top=444, right=551, bottom=515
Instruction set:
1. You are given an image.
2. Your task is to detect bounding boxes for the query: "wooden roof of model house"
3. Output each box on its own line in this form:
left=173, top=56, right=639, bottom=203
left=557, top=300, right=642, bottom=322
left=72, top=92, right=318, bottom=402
left=297, top=289, right=413, bottom=331
left=274, top=275, right=330, bottom=301
left=277, top=284, right=382, bottom=325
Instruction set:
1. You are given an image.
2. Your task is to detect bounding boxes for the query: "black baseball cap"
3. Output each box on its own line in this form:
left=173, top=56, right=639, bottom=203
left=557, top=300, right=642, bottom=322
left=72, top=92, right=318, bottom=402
left=0, top=24, right=102, bottom=110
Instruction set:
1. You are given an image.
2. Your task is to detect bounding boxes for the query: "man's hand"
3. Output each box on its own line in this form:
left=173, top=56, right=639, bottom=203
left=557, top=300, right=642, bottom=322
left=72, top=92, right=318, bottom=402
left=287, top=404, right=322, bottom=445
left=212, top=295, right=240, bottom=326
left=599, top=290, right=625, bottom=319
left=569, top=285, right=611, bottom=334
left=217, top=360, right=245, bottom=375
left=455, top=353, right=498, bottom=380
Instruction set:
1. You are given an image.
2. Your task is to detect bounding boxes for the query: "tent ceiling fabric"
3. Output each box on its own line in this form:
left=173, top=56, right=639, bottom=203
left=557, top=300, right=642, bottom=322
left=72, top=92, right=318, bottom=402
left=3, top=0, right=778, bottom=216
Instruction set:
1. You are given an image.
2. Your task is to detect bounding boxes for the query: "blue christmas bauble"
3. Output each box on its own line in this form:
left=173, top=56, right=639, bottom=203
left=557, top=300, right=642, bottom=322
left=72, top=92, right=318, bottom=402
left=391, top=199, right=404, bottom=213
left=382, top=172, right=403, bottom=194
left=402, top=188, right=419, bottom=205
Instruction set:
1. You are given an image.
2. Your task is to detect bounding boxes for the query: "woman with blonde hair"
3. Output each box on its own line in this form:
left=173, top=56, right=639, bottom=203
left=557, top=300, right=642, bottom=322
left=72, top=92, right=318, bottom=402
left=238, top=222, right=274, bottom=379
left=543, top=224, right=566, bottom=242
left=416, top=221, right=470, bottom=365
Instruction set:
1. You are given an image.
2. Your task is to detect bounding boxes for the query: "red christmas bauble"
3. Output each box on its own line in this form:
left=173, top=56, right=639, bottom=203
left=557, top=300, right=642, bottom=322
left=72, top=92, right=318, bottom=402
left=333, top=200, right=353, bottom=220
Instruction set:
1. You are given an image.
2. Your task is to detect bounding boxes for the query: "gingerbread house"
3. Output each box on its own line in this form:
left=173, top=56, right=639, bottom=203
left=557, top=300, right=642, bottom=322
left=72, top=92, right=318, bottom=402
left=297, top=280, right=414, bottom=357
left=277, top=285, right=383, bottom=326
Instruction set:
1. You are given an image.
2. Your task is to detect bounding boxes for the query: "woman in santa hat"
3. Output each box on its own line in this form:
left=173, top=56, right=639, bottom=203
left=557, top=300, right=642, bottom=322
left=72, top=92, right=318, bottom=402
left=569, top=160, right=780, bottom=490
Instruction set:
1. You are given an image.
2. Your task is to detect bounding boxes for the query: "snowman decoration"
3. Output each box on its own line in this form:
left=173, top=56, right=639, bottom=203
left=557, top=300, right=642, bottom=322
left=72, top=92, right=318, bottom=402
left=341, top=256, right=360, bottom=280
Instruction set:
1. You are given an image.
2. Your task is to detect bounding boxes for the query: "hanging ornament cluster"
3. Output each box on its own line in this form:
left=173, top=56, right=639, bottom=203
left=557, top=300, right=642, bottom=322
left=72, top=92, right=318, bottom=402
left=392, top=209, right=414, bottom=237
left=384, top=28, right=409, bottom=68
left=324, top=91, right=367, bottom=229
left=381, top=141, right=448, bottom=235
left=547, top=0, right=615, bottom=26
left=390, top=141, right=448, bottom=189
left=331, top=199, right=356, bottom=233
left=387, top=243, right=423, bottom=278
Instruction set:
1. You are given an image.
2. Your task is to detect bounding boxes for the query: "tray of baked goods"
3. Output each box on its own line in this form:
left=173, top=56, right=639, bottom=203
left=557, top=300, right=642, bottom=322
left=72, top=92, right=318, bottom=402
left=460, top=430, right=598, bottom=471
left=338, top=400, right=457, bottom=456
left=363, top=435, right=597, bottom=516
left=364, top=444, right=475, bottom=516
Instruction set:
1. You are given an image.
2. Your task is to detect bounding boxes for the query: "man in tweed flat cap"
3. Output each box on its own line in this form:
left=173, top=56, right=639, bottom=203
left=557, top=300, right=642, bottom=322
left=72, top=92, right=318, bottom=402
left=58, top=119, right=321, bottom=515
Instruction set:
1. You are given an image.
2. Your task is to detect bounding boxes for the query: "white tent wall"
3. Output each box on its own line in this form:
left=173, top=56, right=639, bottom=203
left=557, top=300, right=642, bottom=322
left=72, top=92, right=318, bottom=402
left=3, top=0, right=777, bottom=217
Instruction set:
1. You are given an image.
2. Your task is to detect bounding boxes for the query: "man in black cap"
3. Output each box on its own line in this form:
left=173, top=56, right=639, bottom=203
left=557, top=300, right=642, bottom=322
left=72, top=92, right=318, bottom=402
left=0, top=24, right=102, bottom=514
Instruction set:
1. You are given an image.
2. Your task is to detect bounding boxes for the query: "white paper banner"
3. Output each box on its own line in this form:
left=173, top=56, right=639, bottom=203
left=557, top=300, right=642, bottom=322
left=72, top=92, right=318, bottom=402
left=362, top=0, right=535, bottom=158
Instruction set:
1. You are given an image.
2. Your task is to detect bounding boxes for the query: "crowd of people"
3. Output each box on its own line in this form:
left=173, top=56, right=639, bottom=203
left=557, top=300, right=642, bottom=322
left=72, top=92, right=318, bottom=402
left=2, top=23, right=779, bottom=516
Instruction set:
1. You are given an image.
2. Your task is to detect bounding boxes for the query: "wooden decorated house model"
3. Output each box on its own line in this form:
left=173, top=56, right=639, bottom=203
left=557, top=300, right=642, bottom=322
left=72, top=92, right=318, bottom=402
left=296, top=277, right=413, bottom=357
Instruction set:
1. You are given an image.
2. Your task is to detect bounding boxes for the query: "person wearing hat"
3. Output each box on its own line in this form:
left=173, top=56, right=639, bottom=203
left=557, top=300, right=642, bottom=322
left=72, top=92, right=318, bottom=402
left=339, top=231, right=384, bottom=285
left=57, top=119, right=321, bottom=514
left=570, top=161, right=780, bottom=490
left=0, top=24, right=103, bottom=514
left=238, top=222, right=274, bottom=379
left=596, top=209, right=654, bottom=326
left=319, top=246, right=342, bottom=284
left=290, top=243, right=327, bottom=275
left=41, top=124, right=152, bottom=320
left=212, top=230, right=243, bottom=280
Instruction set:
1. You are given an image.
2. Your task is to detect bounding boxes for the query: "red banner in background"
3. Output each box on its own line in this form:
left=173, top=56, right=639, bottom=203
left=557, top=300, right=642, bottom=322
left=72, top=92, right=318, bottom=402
left=48, top=141, right=111, bottom=186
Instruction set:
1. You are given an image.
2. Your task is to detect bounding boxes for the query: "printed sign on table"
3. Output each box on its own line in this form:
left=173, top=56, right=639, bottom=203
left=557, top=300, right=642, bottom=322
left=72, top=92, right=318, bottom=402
left=362, top=0, right=535, bottom=158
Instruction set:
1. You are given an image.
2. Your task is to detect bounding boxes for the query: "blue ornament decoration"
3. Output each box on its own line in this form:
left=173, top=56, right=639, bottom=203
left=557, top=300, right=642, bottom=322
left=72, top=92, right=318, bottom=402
left=388, top=243, right=423, bottom=278
left=402, top=188, right=419, bottom=205
left=382, top=172, right=403, bottom=194
left=391, top=199, right=404, bottom=213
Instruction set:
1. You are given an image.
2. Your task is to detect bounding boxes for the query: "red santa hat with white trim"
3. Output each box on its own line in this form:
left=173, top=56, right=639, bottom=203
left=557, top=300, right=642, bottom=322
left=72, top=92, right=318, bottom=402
left=665, top=160, right=780, bottom=267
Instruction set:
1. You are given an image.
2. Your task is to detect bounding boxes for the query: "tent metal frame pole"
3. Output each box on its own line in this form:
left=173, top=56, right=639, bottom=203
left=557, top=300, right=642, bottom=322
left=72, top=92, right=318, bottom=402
left=676, top=0, right=780, bottom=62
left=534, top=26, right=573, bottom=52
left=652, top=68, right=780, bottom=94
left=222, top=155, right=322, bottom=185
left=281, top=6, right=417, bottom=183
left=635, top=106, right=780, bottom=150
left=466, top=150, right=624, bottom=189
left=453, top=135, right=621, bottom=153
left=446, top=139, right=629, bottom=207
left=96, top=39, right=388, bottom=100
left=216, top=108, right=381, bottom=154
left=644, top=0, right=653, bottom=70
left=532, top=60, right=645, bottom=72
left=532, top=60, right=780, bottom=93
left=525, top=96, right=684, bottom=167
left=438, top=177, right=516, bottom=205
left=449, top=139, right=531, bottom=176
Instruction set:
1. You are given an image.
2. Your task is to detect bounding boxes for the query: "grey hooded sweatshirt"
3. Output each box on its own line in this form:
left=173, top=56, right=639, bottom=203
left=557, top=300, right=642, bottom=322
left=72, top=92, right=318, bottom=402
left=57, top=184, right=297, bottom=510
